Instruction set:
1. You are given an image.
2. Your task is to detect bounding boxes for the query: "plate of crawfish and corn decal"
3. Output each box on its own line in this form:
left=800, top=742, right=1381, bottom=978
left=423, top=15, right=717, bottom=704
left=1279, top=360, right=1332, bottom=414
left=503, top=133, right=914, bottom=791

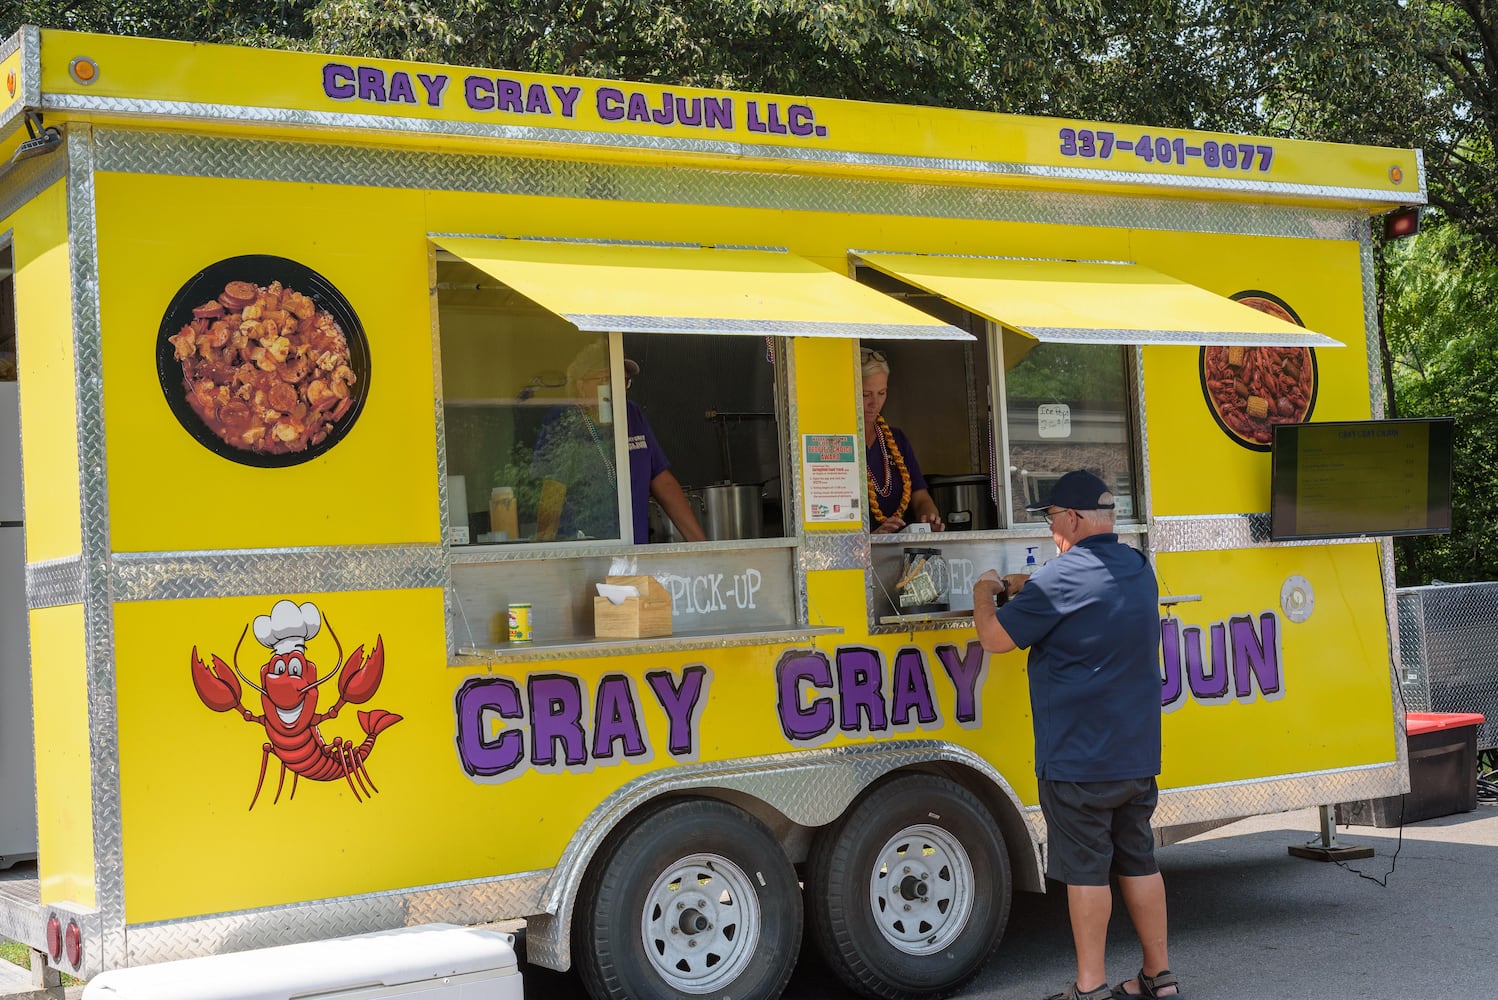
left=1199, top=291, right=1318, bottom=451
left=157, top=255, right=371, bottom=467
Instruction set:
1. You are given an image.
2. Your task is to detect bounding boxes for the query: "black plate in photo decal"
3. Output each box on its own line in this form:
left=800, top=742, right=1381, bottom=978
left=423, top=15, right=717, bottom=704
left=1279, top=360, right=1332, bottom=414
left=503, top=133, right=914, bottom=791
left=157, top=255, right=370, bottom=467
left=1197, top=291, right=1319, bottom=452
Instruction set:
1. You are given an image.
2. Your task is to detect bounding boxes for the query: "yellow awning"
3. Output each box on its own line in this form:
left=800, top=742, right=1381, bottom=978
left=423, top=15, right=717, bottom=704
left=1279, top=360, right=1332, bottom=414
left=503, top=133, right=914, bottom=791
left=434, top=238, right=971, bottom=341
left=853, top=254, right=1342, bottom=347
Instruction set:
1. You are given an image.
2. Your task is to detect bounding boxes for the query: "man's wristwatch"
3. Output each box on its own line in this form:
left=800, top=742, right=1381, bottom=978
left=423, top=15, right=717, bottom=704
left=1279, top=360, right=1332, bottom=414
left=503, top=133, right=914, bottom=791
left=991, top=582, right=1009, bottom=609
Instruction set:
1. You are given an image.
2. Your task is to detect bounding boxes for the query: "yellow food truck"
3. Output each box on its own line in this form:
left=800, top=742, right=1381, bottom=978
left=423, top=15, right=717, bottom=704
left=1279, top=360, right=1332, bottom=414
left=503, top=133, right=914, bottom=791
left=0, top=24, right=1426, bottom=1000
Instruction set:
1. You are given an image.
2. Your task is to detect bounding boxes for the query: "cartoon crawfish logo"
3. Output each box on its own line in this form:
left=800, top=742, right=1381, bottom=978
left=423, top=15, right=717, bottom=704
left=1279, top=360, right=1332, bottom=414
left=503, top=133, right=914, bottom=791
left=191, top=599, right=402, bottom=809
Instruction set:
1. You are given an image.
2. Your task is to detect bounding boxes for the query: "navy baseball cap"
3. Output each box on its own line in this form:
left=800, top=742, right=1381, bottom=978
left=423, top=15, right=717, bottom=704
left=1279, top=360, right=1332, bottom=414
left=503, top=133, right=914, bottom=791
left=1024, top=470, right=1115, bottom=512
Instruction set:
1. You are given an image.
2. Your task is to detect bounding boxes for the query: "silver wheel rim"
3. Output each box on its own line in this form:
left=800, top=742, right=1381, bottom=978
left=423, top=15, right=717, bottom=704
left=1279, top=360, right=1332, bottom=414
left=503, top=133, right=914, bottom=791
left=640, top=852, right=761, bottom=994
left=867, top=823, right=975, bottom=955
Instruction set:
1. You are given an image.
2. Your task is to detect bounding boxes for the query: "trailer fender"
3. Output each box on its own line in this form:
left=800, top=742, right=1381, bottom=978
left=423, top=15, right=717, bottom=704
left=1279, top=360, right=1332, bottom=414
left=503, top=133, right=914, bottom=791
left=523, top=738, right=1042, bottom=972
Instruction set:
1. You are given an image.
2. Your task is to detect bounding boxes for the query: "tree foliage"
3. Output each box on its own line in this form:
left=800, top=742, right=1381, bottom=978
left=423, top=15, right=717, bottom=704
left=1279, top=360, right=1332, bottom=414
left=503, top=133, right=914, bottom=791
left=5, top=0, right=1496, bottom=583
left=6, top=2, right=1490, bottom=243
left=1385, top=222, right=1498, bottom=582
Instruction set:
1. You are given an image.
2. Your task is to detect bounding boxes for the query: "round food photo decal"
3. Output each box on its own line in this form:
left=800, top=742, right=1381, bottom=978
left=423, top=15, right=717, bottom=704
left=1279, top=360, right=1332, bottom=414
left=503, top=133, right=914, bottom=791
left=157, top=255, right=370, bottom=467
left=1199, top=291, right=1317, bottom=451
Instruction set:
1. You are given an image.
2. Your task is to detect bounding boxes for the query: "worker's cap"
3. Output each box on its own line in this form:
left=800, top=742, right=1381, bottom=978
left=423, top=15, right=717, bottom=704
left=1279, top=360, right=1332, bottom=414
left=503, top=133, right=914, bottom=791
left=567, top=341, right=640, bottom=381
left=1024, top=470, right=1115, bottom=512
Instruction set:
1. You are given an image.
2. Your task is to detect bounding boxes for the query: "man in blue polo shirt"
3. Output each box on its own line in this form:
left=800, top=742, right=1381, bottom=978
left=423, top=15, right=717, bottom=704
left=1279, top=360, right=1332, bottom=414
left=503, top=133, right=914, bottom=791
left=972, top=470, right=1178, bottom=1000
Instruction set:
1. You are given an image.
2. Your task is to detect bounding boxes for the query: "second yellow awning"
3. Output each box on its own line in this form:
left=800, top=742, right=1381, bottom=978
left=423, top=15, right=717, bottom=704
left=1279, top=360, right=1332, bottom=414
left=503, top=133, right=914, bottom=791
left=853, top=254, right=1342, bottom=347
left=434, top=237, right=970, bottom=341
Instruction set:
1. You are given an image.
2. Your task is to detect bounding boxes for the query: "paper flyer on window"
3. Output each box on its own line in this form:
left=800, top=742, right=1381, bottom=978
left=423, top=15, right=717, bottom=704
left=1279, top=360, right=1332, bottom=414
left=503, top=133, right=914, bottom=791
left=802, top=433, right=861, bottom=524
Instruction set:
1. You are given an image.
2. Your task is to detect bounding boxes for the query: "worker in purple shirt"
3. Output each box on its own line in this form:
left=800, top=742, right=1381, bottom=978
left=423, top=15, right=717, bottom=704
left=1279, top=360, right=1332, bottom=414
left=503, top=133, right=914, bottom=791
left=862, top=348, right=943, bottom=533
left=972, top=469, right=1178, bottom=1000
left=534, top=343, right=706, bottom=544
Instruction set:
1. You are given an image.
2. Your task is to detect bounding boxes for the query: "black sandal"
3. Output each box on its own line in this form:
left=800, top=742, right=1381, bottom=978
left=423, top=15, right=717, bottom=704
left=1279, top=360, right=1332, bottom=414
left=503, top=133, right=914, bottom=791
left=1046, top=984, right=1115, bottom=1000
left=1112, top=967, right=1181, bottom=998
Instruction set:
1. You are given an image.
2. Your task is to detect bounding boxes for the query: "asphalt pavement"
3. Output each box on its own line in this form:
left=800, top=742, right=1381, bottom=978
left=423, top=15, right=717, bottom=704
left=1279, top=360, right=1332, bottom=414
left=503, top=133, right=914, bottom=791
left=9, top=804, right=1492, bottom=999
left=524, top=803, right=1498, bottom=999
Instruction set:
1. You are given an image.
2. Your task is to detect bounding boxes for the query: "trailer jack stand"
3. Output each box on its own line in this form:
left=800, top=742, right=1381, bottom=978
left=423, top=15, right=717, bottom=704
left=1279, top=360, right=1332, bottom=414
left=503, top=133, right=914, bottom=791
left=1287, top=804, right=1375, bottom=862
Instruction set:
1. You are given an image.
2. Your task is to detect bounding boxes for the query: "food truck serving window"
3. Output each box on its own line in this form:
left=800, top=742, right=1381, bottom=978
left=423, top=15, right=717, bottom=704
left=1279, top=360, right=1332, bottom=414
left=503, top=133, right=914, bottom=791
left=855, top=252, right=1342, bottom=529
left=433, top=238, right=970, bottom=654
left=434, top=237, right=969, bottom=548
left=852, top=252, right=1342, bottom=625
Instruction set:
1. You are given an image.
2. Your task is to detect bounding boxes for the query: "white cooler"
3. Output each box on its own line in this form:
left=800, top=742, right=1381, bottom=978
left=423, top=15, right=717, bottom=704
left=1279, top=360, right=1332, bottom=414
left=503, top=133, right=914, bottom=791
left=82, top=923, right=521, bottom=1000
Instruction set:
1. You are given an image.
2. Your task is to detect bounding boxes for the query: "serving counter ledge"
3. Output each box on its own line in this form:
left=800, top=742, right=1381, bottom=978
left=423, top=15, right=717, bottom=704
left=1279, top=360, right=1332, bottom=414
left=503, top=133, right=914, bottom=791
left=456, top=623, right=844, bottom=663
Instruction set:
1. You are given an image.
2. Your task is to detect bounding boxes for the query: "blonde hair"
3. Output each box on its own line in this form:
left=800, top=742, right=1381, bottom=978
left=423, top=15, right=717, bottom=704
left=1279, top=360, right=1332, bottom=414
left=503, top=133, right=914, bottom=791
left=861, top=348, right=890, bottom=379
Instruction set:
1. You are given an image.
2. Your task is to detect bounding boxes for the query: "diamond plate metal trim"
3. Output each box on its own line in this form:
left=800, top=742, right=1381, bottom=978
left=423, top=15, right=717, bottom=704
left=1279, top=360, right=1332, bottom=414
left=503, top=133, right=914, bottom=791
left=524, top=739, right=1043, bottom=971
left=1132, top=345, right=1152, bottom=525
left=90, top=130, right=1371, bottom=243
left=0, top=872, right=44, bottom=950
left=456, top=627, right=838, bottom=663
left=1024, top=326, right=1341, bottom=348
left=1396, top=588, right=1429, bottom=710
left=0, top=138, right=67, bottom=225
left=57, top=96, right=1420, bottom=207
left=1394, top=582, right=1498, bottom=750
left=0, top=27, right=39, bottom=145
left=430, top=249, right=461, bottom=656
left=26, top=556, right=84, bottom=609
left=448, top=535, right=796, bottom=564
left=800, top=531, right=868, bottom=572
left=1150, top=514, right=1381, bottom=552
left=109, top=546, right=447, bottom=603
left=782, top=341, right=812, bottom=625
left=1154, top=762, right=1406, bottom=830
left=123, top=870, right=548, bottom=967
left=65, top=125, right=126, bottom=978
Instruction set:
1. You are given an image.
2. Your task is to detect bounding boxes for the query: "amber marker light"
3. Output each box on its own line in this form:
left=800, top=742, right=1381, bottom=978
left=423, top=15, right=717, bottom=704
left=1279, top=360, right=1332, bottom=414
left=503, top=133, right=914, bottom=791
left=68, top=57, right=99, bottom=85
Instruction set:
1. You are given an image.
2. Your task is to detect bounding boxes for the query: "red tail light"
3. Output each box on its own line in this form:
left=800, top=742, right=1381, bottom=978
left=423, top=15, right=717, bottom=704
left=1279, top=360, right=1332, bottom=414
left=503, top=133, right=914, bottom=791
left=64, top=920, right=82, bottom=967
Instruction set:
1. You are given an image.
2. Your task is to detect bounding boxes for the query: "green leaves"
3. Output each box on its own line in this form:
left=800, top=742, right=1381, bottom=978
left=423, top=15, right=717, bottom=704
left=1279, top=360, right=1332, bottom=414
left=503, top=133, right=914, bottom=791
left=7, top=0, right=1497, bottom=580
left=1386, top=222, right=1498, bottom=581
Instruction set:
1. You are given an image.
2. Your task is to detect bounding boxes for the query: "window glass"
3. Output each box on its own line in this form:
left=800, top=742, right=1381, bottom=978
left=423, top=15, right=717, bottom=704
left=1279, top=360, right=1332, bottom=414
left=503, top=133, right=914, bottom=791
left=856, top=267, right=996, bottom=533
left=0, top=246, right=14, bottom=382
left=437, top=257, right=621, bottom=544
left=623, top=332, right=786, bottom=543
left=436, top=255, right=788, bottom=545
left=1001, top=330, right=1136, bottom=523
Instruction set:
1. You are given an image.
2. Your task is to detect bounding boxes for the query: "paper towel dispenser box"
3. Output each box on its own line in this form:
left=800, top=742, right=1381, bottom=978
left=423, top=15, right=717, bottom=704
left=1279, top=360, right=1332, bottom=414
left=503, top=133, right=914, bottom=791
left=594, top=575, right=672, bottom=639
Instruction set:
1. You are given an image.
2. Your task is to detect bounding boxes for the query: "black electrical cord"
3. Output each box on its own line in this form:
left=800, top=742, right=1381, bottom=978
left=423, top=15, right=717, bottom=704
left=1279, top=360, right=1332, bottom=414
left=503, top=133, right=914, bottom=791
left=1334, top=794, right=1404, bottom=888
left=1328, top=683, right=1420, bottom=888
left=1477, top=748, right=1498, bottom=805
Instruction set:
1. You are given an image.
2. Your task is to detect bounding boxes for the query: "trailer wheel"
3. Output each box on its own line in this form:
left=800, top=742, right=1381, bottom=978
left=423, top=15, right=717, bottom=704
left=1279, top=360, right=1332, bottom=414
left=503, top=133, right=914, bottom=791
left=575, top=797, right=802, bottom=1000
left=805, top=773, right=1011, bottom=999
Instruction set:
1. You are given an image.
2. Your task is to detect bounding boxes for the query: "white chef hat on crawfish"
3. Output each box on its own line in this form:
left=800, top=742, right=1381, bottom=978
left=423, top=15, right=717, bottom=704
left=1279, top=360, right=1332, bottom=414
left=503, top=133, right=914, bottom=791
left=253, top=599, right=322, bottom=655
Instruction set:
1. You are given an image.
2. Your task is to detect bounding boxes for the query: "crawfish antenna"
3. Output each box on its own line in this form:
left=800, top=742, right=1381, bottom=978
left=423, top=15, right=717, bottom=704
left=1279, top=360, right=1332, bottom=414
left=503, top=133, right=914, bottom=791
left=232, top=624, right=267, bottom=695
left=307, top=615, right=346, bottom=690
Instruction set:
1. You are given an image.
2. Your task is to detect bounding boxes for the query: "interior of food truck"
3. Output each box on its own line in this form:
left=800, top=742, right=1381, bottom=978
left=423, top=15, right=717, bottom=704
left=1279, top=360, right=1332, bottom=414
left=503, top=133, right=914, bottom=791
left=430, top=243, right=1147, bottom=642
left=436, top=255, right=791, bottom=545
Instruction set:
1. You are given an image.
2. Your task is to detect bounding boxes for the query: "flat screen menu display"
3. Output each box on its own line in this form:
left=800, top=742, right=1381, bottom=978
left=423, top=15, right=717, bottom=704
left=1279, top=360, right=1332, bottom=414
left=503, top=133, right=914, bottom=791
left=1269, top=418, right=1454, bottom=541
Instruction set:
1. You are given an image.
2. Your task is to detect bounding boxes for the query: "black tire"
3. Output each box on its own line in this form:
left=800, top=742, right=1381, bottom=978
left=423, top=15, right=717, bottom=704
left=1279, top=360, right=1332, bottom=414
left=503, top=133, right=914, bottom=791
left=575, top=797, right=803, bottom=1000
left=805, top=773, right=1011, bottom=1000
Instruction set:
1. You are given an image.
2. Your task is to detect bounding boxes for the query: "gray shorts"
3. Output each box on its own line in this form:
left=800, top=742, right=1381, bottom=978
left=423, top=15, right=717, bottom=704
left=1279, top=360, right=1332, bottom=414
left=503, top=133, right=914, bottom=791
left=1039, top=777, right=1159, bottom=886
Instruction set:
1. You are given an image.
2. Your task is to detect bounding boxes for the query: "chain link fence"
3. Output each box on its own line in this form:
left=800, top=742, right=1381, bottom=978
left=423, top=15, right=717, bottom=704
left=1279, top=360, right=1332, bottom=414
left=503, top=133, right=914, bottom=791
left=1398, top=582, right=1498, bottom=750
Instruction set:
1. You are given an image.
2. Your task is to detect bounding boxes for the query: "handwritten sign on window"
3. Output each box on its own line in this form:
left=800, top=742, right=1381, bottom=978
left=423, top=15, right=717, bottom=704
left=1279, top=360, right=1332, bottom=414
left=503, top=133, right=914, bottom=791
left=1037, top=403, right=1071, bottom=439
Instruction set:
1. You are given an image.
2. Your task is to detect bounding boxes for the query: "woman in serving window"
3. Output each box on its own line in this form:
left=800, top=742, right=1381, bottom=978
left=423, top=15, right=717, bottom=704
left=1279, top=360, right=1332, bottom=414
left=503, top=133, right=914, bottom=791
left=862, top=348, right=944, bottom=534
